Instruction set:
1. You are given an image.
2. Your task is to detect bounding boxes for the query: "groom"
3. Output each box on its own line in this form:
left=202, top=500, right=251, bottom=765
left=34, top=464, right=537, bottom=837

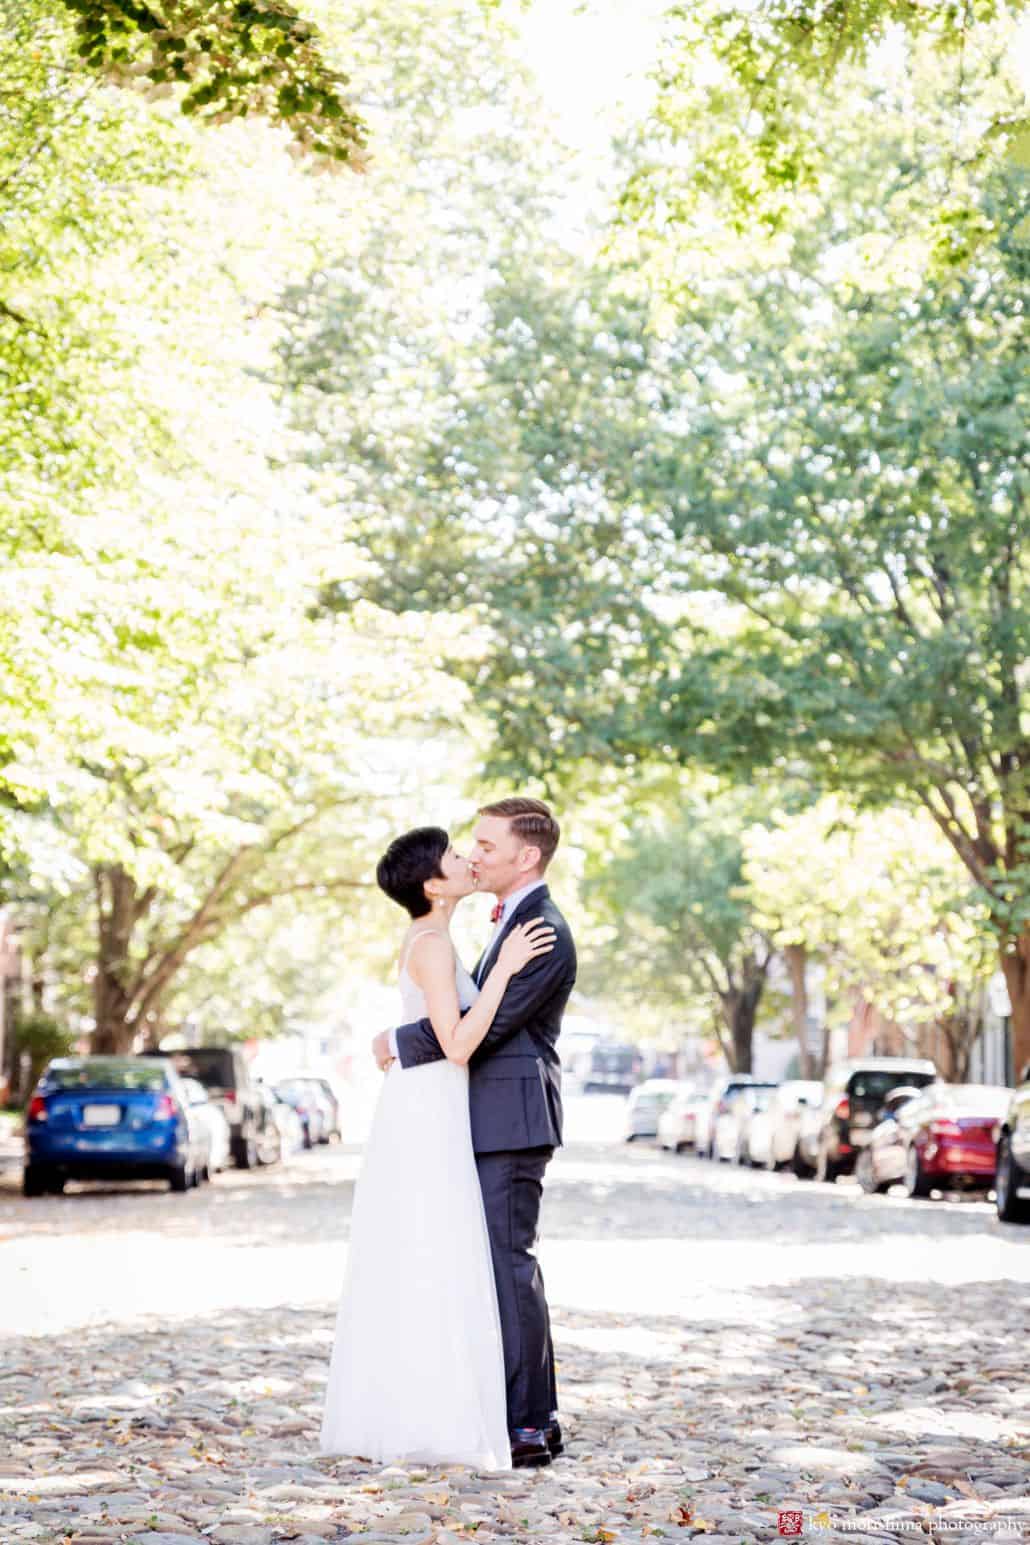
left=373, top=796, right=577, bottom=1468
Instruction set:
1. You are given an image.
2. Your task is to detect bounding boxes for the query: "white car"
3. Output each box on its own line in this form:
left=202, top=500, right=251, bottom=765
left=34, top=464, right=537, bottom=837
left=657, top=1085, right=706, bottom=1151
left=697, top=1076, right=774, bottom=1158
left=712, top=1083, right=779, bottom=1162
left=179, top=1077, right=232, bottom=1174
left=624, top=1079, right=683, bottom=1141
left=269, top=1093, right=305, bottom=1156
left=750, top=1080, right=825, bottom=1171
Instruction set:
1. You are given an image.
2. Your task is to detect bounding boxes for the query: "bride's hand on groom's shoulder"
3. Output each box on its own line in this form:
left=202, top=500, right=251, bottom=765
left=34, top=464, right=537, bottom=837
left=498, top=917, right=557, bottom=978
left=372, top=1029, right=395, bottom=1071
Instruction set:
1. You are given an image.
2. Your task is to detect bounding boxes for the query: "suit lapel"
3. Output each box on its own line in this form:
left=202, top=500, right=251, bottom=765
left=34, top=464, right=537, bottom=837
left=474, top=886, right=551, bottom=986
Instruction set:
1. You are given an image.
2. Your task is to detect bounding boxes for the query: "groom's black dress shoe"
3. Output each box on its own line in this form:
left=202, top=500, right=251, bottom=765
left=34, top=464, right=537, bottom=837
left=546, top=1419, right=565, bottom=1457
left=510, top=1427, right=552, bottom=1468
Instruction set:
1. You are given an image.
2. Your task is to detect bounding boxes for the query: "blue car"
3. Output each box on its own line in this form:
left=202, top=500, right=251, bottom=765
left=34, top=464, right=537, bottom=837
left=24, top=1056, right=210, bottom=1197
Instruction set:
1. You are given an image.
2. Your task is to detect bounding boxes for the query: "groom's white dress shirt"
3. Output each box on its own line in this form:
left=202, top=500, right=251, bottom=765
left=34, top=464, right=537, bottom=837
left=388, top=879, right=547, bottom=1062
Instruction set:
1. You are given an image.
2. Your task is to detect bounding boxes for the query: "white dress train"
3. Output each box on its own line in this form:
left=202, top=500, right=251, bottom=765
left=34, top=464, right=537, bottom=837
left=320, top=946, right=511, bottom=1470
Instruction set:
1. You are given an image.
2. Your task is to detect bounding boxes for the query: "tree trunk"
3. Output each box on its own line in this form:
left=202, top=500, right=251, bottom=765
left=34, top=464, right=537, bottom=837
left=784, top=943, right=811, bottom=1079
left=93, top=865, right=140, bottom=1055
left=819, top=1019, right=832, bottom=1078
left=1000, top=934, right=1030, bottom=1084
left=722, top=983, right=763, bottom=1073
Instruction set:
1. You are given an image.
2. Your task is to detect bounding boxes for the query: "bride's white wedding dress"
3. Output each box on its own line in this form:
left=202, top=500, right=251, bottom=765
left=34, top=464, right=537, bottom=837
left=320, top=940, right=511, bottom=1470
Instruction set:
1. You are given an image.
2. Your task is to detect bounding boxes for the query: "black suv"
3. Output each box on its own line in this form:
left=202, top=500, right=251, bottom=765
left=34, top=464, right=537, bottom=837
left=815, top=1057, right=937, bottom=1182
left=154, top=1048, right=275, bottom=1169
left=996, top=1065, right=1030, bottom=1224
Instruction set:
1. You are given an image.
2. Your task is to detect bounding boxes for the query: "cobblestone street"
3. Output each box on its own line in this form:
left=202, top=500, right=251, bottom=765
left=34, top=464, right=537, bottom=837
left=2, top=1094, right=1028, bottom=1545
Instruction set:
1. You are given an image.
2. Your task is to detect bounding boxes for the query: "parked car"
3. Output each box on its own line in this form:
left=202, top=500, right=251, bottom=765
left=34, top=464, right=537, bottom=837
left=289, top=1076, right=342, bottom=1142
left=996, top=1071, right=1030, bottom=1223
left=267, top=1088, right=305, bottom=1156
left=624, top=1079, right=682, bottom=1141
left=274, top=1080, right=329, bottom=1147
left=793, top=1093, right=826, bottom=1178
left=24, top=1056, right=209, bottom=1196
left=697, top=1076, right=775, bottom=1159
left=751, top=1080, right=825, bottom=1173
left=814, top=1057, right=938, bottom=1182
left=898, top=1083, right=1014, bottom=1199
left=158, top=1047, right=276, bottom=1169
left=582, top=1041, right=644, bottom=1094
left=179, top=1077, right=232, bottom=1174
left=250, top=1084, right=286, bottom=1165
left=713, top=1084, right=779, bottom=1163
left=855, top=1085, right=928, bottom=1193
left=657, top=1085, right=706, bottom=1152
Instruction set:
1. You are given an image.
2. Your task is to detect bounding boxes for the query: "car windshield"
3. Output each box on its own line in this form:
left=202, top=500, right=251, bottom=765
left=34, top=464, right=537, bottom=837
left=850, top=1071, right=935, bottom=1101
left=168, top=1051, right=234, bottom=1088
left=46, top=1061, right=168, bottom=1092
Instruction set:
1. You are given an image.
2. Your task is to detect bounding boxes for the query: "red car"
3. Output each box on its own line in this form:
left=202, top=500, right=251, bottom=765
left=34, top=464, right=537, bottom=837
left=900, top=1083, right=1013, bottom=1198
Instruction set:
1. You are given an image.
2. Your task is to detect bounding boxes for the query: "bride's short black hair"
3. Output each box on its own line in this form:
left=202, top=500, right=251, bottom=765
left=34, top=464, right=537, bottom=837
left=376, top=826, right=449, bottom=919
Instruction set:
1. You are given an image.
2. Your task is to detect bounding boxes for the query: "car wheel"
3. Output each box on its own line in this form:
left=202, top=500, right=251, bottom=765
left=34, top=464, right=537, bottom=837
left=857, top=1149, right=881, bottom=1195
left=675, top=1141, right=688, bottom=1154
left=168, top=1163, right=190, bottom=1193
left=23, top=1166, right=50, bottom=1198
left=904, top=1144, right=932, bottom=1199
left=995, top=1135, right=1030, bottom=1224
left=625, top=1133, right=637, bottom=1143
left=235, top=1134, right=258, bottom=1169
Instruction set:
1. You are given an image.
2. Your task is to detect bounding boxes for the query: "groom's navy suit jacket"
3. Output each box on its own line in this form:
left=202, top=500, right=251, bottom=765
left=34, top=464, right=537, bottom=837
left=394, top=885, right=576, bottom=1154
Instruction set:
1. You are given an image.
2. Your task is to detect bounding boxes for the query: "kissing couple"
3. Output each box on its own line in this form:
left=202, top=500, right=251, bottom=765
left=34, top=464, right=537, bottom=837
left=320, top=796, right=577, bottom=1471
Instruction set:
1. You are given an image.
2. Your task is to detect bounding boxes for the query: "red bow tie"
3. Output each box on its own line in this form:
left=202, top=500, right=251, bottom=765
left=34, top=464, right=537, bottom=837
left=490, top=902, right=504, bottom=924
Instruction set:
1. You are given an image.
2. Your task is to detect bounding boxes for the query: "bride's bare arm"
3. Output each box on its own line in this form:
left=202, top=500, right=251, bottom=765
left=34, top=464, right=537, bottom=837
left=406, top=923, right=556, bottom=1067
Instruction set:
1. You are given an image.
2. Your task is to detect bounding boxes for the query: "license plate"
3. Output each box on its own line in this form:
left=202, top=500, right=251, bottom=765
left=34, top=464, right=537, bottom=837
left=82, top=1104, right=120, bottom=1127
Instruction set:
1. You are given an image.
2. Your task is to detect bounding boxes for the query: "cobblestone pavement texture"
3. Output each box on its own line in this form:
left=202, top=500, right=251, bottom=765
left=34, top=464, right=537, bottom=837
left=1, top=1094, right=1028, bottom=1545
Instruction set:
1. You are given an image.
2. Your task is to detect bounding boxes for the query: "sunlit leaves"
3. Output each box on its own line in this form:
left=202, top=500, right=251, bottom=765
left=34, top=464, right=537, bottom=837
left=59, top=0, right=368, bottom=170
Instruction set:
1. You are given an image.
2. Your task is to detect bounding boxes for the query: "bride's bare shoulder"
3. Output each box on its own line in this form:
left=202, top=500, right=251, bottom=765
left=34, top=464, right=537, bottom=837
left=400, top=925, right=453, bottom=982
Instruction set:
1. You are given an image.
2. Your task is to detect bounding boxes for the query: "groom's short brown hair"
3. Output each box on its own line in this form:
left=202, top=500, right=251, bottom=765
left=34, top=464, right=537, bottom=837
left=478, top=796, right=560, bottom=871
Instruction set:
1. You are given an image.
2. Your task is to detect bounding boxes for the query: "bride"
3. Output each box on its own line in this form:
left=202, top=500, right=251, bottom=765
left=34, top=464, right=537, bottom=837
left=320, top=825, right=555, bottom=1469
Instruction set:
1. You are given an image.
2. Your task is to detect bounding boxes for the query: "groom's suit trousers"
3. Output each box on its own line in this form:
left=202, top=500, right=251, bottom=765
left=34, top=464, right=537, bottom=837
left=476, top=1144, right=557, bottom=1433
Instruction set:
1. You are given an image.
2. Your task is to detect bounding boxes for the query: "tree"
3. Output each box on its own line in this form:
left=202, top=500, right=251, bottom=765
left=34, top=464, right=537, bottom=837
left=588, top=788, right=775, bottom=1073
left=3, top=581, right=463, bottom=1052
left=57, top=0, right=368, bottom=170
left=744, top=799, right=997, bottom=1079
left=327, top=36, right=1030, bottom=1077
left=618, top=0, right=1030, bottom=250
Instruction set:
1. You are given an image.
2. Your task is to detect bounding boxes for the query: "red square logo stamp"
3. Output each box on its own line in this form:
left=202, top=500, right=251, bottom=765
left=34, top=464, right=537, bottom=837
left=778, top=1511, right=805, bottom=1537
